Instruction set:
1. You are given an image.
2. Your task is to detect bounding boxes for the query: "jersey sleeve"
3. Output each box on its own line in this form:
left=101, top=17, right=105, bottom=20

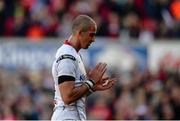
left=56, top=56, right=76, bottom=79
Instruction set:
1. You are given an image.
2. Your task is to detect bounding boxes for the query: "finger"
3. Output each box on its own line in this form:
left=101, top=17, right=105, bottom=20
left=101, top=67, right=107, bottom=77
left=102, top=79, right=109, bottom=86
left=102, top=76, right=109, bottom=81
left=97, top=80, right=107, bottom=85
left=102, top=83, right=113, bottom=90
left=109, top=79, right=116, bottom=85
left=108, top=78, right=117, bottom=82
left=102, top=78, right=116, bottom=87
left=95, top=63, right=102, bottom=70
left=103, top=80, right=115, bottom=89
left=100, top=77, right=109, bottom=84
left=98, top=63, right=107, bottom=71
left=108, top=80, right=116, bottom=86
left=99, top=63, right=107, bottom=77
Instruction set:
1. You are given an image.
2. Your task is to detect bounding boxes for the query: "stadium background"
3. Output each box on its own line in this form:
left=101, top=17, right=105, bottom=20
left=0, top=0, right=180, bottom=120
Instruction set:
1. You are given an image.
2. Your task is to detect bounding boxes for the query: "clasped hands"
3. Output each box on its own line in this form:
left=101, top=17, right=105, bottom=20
left=88, top=62, right=116, bottom=91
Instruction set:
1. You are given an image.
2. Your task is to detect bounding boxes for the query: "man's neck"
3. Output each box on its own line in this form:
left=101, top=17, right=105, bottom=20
left=68, top=35, right=80, bottom=52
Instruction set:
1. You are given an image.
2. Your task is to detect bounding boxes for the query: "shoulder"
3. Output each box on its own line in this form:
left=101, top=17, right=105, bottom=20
left=55, top=45, right=77, bottom=62
left=56, top=45, right=76, bottom=57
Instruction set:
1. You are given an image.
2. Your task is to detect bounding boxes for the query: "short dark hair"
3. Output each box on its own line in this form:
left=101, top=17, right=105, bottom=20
left=72, top=15, right=96, bottom=34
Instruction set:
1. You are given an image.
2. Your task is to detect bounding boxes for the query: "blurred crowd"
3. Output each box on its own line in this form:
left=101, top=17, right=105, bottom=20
left=0, top=0, right=180, bottom=41
left=0, top=63, right=179, bottom=120
left=87, top=65, right=180, bottom=120
left=0, top=67, right=54, bottom=120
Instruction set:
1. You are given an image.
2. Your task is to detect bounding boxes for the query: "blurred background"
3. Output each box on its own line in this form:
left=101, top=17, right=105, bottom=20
left=0, top=0, right=180, bottom=120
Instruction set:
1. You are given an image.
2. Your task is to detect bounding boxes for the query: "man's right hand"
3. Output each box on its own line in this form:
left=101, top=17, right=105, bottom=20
left=88, top=63, right=107, bottom=83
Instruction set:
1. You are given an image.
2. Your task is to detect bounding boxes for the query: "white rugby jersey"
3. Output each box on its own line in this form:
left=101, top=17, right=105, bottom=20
left=52, top=40, right=87, bottom=120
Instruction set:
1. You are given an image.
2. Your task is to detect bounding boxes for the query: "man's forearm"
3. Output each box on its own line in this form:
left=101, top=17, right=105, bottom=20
left=61, top=83, right=90, bottom=105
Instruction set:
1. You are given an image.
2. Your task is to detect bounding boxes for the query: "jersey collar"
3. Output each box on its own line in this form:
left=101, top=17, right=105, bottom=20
left=64, top=40, right=73, bottom=46
left=64, top=40, right=80, bottom=52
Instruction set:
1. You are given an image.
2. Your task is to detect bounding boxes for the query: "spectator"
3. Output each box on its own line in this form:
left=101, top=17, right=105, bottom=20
left=0, top=0, right=180, bottom=40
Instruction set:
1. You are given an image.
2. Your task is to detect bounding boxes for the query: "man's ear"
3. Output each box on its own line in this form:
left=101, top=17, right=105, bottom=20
left=78, top=29, right=83, bottom=35
left=77, top=29, right=82, bottom=38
